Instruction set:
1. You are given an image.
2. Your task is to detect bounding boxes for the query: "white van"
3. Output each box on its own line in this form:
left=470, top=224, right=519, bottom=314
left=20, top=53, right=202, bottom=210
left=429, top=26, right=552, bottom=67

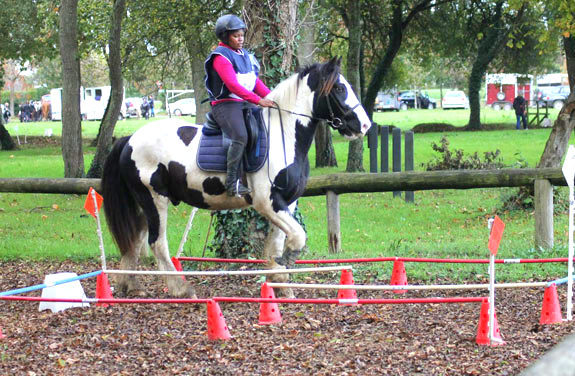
left=50, top=86, right=126, bottom=121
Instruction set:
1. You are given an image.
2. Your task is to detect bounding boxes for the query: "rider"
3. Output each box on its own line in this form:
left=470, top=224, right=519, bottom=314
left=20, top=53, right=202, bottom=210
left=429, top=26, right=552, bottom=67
left=204, top=14, right=275, bottom=197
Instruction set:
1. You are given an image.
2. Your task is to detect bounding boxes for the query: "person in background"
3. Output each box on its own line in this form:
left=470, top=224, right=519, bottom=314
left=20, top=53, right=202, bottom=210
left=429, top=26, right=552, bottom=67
left=2, top=102, right=9, bottom=123
left=148, top=95, right=155, bottom=117
left=204, top=14, right=275, bottom=197
left=512, top=94, right=528, bottom=130
left=140, top=96, right=150, bottom=120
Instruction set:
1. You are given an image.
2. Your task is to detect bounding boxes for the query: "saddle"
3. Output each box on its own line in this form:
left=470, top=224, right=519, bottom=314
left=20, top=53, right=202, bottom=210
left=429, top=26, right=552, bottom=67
left=197, top=106, right=268, bottom=173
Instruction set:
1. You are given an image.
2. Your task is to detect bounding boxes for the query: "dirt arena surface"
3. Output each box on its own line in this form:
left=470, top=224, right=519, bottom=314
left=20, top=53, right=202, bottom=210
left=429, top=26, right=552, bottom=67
left=1, top=260, right=574, bottom=375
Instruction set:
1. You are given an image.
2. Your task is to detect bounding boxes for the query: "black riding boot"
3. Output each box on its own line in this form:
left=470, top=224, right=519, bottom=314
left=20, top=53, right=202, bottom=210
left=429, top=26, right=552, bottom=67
left=226, top=142, right=251, bottom=197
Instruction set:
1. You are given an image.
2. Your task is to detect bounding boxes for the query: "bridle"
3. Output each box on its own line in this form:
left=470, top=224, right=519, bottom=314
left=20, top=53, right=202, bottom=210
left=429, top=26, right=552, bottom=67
left=264, top=84, right=360, bottom=191
left=269, top=89, right=361, bottom=131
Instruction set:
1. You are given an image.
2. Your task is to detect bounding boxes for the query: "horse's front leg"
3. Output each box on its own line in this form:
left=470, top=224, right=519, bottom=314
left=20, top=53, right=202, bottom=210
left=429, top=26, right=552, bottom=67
left=148, top=197, right=197, bottom=299
left=259, top=203, right=305, bottom=298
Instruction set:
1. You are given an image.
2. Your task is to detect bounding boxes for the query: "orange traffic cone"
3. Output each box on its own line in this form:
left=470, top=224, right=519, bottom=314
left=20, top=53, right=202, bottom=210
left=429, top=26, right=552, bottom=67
left=95, top=272, right=114, bottom=307
left=390, top=260, right=407, bottom=294
left=171, top=257, right=186, bottom=281
left=540, top=284, right=562, bottom=325
left=206, top=300, right=231, bottom=340
left=337, top=269, right=359, bottom=305
left=476, top=299, right=505, bottom=346
left=259, top=283, right=282, bottom=325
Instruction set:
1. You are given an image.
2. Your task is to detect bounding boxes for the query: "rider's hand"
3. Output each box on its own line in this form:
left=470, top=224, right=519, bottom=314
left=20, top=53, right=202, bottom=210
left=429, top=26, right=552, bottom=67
left=258, top=98, right=275, bottom=108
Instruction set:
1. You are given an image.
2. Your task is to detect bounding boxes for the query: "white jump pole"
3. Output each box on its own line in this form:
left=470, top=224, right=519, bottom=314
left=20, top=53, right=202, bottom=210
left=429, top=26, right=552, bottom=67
left=567, top=177, right=574, bottom=321
left=91, top=189, right=107, bottom=271
left=266, top=281, right=548, bottom=291
left=176, top=207, right=198, bottom=258
left=105, top=265, right=352, bottom=277
left=562, top=145, right=575, bottom=321
left=489, top=252, right=496, bottom=343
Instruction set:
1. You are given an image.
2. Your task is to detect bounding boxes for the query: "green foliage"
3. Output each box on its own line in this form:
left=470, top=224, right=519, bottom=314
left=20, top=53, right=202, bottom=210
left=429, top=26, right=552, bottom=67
left=208, top=209, right=270, bottom=260
left=208, top=205, right=307, bottom=260
left=424, top=136, right=505, bottom=171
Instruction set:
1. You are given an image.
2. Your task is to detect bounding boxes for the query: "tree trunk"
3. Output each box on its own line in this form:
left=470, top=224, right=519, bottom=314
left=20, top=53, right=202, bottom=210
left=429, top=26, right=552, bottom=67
left=345, top=0, right=364, bottom=172
left=537, top=35, right=575, bottom=169
left=565, top=35, right=575, bottom=91
left=467, top=61, right=487, bottom=130
left=86, top=0, right=126, bottom=178
left=315, top=121, right=337, bottom=167
left=59, top=0, right=84, bottom=178
left=0, top=117, right=16, bottom=150
left=297, top=2, right=337, bottom=168
left=185, top=35, right=211, bottom=125
left=362, top=0, right=405, bottom=119
left=467, top=1, right=519, bottom=130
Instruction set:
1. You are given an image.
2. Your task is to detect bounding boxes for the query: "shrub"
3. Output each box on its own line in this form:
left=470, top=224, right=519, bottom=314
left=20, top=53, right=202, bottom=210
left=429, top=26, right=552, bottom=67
left=208, top=206, right=307, bottom=260
left=424, top=136, right=504, bottom=171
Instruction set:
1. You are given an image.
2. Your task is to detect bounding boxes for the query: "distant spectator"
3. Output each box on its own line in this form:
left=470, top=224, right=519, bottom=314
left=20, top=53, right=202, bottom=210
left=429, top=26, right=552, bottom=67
left=3, top=102, right=10, bottom=123
left=19, top=103, right=28, bottom=122
left=140, top=96, right=150, bottom=120
left=513, top=95, right=527, bottom=130
left=148, top=95, right=155, bottom=117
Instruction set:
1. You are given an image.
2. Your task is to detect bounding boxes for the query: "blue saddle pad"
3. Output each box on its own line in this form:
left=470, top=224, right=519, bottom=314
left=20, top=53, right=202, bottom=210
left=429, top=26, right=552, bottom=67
left=196, top=118, right=268, bottom=173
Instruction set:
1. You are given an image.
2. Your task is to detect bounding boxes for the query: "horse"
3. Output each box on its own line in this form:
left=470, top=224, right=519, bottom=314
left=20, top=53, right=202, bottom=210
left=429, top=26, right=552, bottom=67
left=101, top=57, right=371, bottom=298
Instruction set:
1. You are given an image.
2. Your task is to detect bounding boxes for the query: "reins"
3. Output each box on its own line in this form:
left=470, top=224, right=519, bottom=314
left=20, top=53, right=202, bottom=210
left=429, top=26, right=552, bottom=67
left=263, top=85, right=361, bottom=191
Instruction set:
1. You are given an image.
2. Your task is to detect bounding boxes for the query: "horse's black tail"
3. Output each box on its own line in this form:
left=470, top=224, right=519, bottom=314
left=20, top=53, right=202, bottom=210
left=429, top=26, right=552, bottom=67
left=101, top=136, right=146, bottom=256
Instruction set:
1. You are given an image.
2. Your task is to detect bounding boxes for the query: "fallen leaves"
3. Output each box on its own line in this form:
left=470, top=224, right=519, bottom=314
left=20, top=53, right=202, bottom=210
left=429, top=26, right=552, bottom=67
left=0, top=260, right=574, bottom=375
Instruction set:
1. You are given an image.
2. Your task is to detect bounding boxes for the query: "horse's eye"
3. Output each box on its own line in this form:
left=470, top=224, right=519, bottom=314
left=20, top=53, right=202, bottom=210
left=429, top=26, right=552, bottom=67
left=335, top=86, right=345, bottom=94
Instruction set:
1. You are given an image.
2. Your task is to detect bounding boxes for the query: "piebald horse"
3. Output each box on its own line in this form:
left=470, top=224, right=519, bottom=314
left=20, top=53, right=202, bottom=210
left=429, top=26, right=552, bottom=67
left=101, top=57, right=371, bottom=298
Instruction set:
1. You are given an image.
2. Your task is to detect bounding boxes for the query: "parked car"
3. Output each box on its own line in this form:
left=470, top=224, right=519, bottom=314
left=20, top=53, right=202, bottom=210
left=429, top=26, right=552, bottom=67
left=442, top=90, right=469, bottom=109
left=374, top=91, right=400, bottom=112
left=397, top=91, right=437, bottom=110
left=536, top=85, right=570, bottom=110
left=169, top=98, right=196, bottom=116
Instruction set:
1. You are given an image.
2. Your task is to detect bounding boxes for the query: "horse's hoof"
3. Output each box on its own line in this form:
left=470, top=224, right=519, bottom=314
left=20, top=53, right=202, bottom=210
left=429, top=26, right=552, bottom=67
left=277, top=287, right=295, bottom=298
left=266, top=259, right=287, bottom=270
left=267, top=272, right=289, bottom=283
left=126, top=288, right=147, bottom=298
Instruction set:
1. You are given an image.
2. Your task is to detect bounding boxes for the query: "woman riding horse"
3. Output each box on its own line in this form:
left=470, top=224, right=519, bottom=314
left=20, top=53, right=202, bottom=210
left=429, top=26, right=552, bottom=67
left=205, top=14, right=275, bottom=197
left=101, top=56, right=371, bottom=298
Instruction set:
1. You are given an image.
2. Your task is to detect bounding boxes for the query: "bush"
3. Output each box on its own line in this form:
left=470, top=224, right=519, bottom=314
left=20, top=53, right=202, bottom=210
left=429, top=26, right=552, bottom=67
left=208, top=206, right=307, bottom=260
left=424, top=136, right=504, bottom=171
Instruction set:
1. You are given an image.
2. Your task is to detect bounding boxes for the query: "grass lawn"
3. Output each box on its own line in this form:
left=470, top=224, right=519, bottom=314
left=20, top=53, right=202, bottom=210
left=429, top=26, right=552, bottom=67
left=0, top=108, right=571, bottom=284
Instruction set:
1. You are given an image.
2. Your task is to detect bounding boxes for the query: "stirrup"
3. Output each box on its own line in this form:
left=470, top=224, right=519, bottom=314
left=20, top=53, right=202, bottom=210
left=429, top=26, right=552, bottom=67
left=227, top=180, right=251, bottom=197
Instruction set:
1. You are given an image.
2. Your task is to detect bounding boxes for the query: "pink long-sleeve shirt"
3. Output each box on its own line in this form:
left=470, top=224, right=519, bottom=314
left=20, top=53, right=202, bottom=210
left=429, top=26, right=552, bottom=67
left=211, top=44, right=271, bottom=105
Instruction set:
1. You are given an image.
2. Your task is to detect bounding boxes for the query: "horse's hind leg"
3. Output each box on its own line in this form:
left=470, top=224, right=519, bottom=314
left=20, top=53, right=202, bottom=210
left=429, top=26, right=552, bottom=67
left=117, top=229, right=147, bottom=297
left=148, top=196, right=197, bottom=298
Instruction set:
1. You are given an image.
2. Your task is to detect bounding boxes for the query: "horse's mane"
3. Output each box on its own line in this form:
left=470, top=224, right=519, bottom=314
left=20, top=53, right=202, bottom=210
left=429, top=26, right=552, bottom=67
left=267, top=61, right=341, bottom=108
left=298, top=62, right=341, bottom=97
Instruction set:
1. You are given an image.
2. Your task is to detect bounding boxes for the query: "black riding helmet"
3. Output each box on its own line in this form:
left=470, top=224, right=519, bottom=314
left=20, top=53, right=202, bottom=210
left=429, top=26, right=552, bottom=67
left=215, top=14, right=246, bottom=42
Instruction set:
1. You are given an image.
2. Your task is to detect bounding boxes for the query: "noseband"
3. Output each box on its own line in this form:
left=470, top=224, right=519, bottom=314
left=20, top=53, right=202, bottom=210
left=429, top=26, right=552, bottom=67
left=322, top=91, right=361, bottom=130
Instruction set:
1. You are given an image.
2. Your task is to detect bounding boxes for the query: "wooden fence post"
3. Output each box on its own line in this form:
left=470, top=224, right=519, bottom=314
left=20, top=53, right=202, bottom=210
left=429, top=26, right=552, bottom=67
left=368, top=123, right=379, bottom=173
left=392, top=127, right=402, bottom=198
left=404, top=131, right=414, bottom=203
left=326, top=190, right=341, bottom=254
left=381, top=126, right=389, bottom=173
left=534, top=179, right=554, bottom=249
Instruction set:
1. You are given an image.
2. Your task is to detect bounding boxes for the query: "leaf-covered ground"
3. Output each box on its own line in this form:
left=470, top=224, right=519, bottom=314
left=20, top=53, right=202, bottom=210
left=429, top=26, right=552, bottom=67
left=1, top=260, right=574, bottom=375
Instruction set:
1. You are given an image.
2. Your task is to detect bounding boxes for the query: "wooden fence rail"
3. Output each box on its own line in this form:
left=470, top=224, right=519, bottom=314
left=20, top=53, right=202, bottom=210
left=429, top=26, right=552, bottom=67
left=0, top=167, right=568, bottom=252
left=0, top=168, right=567, bottom=195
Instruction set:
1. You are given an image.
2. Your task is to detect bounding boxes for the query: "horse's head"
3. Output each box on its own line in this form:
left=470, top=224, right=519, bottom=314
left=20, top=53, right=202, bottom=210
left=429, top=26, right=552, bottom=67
left=306, top=57, right=371, bottom=139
